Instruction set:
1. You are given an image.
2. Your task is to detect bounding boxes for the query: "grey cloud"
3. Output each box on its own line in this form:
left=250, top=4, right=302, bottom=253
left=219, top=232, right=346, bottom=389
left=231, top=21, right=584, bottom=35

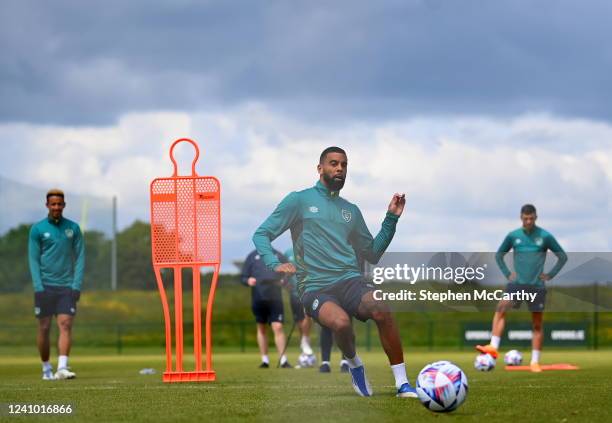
left=1, top=0, right=612, bottom=125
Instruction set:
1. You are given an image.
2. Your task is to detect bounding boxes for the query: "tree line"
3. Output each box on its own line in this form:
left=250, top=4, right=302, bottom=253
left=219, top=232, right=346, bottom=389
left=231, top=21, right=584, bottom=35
left=0, top=221, right=207, bottom=292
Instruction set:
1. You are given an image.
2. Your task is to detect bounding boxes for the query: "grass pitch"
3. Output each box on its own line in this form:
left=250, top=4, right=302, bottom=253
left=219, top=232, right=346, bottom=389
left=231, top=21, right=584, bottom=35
left=0, top=349, right=610, bottom=422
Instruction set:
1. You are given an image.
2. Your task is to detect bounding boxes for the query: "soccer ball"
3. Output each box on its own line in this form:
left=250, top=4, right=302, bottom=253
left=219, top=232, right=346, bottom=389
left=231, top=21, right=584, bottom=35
left=504, top=350, right=523, bottom=366
left=416, top=362, right=468, bottom=412
left=474, top=353, right=496, bottom=371
left=297, top=353, right=316, bottom=368
left=430, top=360, right=452, bottom=369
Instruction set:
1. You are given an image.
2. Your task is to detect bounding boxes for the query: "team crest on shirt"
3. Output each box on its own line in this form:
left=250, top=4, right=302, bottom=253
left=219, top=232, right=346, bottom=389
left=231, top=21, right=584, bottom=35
left=65, top=229, right=74, bottom=238
left=43, top=232, right=50, bottom=238
left=312, top=299, right=319, bottom=311
left=309, top=206, right=319, bottom=213
left=341, top=209, right=352, bottom=223
left=535, top=237, right=543, bottom=246
left=515, top=239, right=522, bottom=245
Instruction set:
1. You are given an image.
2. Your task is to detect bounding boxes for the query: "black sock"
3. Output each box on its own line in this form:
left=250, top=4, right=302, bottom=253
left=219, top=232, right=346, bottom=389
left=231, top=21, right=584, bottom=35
left=320, top=325, right=333, bottom=362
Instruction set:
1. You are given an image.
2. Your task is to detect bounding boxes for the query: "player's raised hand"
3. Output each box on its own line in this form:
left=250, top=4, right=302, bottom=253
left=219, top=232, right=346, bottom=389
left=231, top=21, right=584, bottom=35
left=387, top=193, right=406, bottom=216
left=275, top=263, right=296, bottom=274
left=247, top=277, right=257, bottom=286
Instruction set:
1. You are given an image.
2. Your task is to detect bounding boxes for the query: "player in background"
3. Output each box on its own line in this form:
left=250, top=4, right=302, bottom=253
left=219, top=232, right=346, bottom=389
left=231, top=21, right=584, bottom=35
left=241, top=249, right=292, bottom=368
left=28, top=189, right=85, bottom=380
left=253, top=146, right=417, bottom=398
left=318, top=326, right=349, bottom=373
left=284, top=247, right=316, bottom=367
left=476, top=204, right=567, bottom=372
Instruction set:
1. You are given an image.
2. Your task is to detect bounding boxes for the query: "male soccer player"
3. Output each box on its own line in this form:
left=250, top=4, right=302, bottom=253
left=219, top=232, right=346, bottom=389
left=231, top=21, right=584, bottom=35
left=476, top=204, right=567, bottom=372
left=253, top=146, right=416, bottom=397
left=241, top=249, right=292, bottom=368
left=284, top=247, right=316, bottom=366
left=28, top=189, right=85, bottom=380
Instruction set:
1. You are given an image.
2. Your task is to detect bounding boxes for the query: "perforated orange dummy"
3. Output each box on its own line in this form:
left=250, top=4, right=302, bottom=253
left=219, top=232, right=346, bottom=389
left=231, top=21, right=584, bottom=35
left=150, top=138, right=221, bottom=382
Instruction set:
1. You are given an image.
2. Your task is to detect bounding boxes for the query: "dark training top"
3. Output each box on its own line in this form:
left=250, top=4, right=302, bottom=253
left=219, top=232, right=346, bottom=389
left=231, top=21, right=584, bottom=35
left=240, top=249, right=287, bottom=302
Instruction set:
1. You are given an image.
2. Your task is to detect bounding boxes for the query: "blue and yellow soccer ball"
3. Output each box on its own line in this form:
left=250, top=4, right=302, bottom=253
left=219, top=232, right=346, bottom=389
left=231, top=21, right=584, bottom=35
left=416, top=362, right=468, bottom=412
left=474, top=353, right=496, bottom=371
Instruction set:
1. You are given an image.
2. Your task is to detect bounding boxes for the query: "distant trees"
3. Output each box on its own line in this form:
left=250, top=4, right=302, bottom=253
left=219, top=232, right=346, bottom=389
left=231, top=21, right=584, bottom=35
left=0, top=220, right=241, bottom=293
left=1, top=221, right=161, bottom=292
left=0, top=224, right=32, bottom=292
left=116, top=221, right=156, bottom=290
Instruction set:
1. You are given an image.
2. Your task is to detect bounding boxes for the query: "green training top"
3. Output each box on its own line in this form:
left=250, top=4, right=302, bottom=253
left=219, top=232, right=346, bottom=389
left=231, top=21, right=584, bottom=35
left=28, top=216, right=85, bottom=292
left=253, top=180, right=399, bottom=295
left=284, top=246, right=298, bottom=291
left=495, top=225, right=567, bottom=286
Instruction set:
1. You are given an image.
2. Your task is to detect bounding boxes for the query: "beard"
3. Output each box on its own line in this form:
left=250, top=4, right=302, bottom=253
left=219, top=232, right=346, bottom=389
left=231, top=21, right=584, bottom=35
left=323, top=173, right=345, bottom=191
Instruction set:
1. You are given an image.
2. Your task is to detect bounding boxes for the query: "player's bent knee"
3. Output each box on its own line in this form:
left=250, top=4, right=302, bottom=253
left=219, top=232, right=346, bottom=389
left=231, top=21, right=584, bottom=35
left=373, top=300, right=391, bottom=314
left=370, top=309, right=394, bottom=324
left=331, top=316, right=351, bottom=333
left=359, top=298, right=390, bottom=319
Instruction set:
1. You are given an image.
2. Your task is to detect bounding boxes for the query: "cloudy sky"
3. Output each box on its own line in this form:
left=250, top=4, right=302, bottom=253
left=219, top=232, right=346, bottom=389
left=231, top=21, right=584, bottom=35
left=2, top=0, right=612, bottom=271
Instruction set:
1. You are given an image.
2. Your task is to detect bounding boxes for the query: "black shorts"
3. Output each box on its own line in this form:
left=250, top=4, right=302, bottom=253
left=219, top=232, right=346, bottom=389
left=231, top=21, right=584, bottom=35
left=252, top=299, right=284, bottom=324
left=506, top=283, right=547, bottom=312
left=302, top=277, right=375, bottom=323
left=34, top=286, right=77, bottom=318
left=290, top=292, right=305, bottom=322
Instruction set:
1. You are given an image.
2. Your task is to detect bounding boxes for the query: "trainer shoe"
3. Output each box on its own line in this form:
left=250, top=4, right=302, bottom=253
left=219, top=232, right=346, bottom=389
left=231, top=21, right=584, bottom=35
left=319, top=362, right=331, bottom=373
left=530, top=362, right=542, bottom=373
left=396, top=382, right=418, bottom=398
left=259, top=362, right=270, bottom=369
left=475, top=344, right=499, bottom=359
left=280, top=361, right=293, bottom=369
left=349, top=365, right=373, bottom=397
left=340, top=360, right=350, bottom=373
left=42, top=369, right=56, bottom=381
left=54, top=367, right=76, bottom=380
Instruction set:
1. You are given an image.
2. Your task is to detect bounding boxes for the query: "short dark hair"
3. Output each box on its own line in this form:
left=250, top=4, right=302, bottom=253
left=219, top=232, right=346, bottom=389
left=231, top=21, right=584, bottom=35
left=520, top=204, right=537, bottom=215
left=319, top=146, right=346, bottom=164
left=46, top=189, right=65, bottom=201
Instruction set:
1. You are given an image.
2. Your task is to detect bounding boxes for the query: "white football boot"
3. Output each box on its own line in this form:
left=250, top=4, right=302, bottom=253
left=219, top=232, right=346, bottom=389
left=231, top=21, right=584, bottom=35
left=54, top=367, right=76, bottom=380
